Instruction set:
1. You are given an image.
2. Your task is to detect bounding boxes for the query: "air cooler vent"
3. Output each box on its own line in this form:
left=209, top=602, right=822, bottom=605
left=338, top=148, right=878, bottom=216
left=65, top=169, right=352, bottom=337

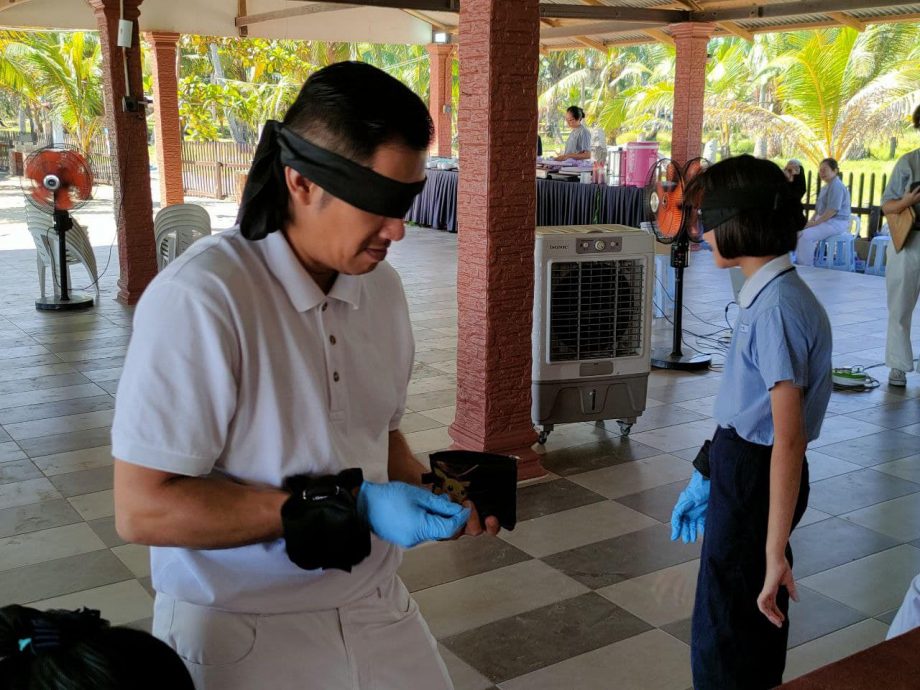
left=549, top=259, right=644, bottom=362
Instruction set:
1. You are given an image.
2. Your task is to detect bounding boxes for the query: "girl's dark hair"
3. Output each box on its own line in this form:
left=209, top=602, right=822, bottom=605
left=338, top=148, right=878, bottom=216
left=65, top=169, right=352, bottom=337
left=238, top=61, right=433, bottom=238
left=566, top=106, right=585, bottom=121
left=820, top=158, right=839, bottom=175
left=0, top=605, right=194, bottom=690
left=687, top=154, right=806, bottom=259
left=913, top=104, right=920, bottom=130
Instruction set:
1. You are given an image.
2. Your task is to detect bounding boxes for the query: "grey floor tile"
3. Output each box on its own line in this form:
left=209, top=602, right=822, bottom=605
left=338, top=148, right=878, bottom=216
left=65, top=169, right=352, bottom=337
left=18, top=426, right=112, bottom=458
left=568, top=453, right=693, bottom=500
left=0, top=394, right=114, bottom=426
left=442, top=593, right=651, bottom=684
left=0, top=441, right=25, bottom=463
left=399, top=535, right=531, bottom=592
left=0, top=372, right=90, bottom=396
left=660, top=617, right=693, bottom=646
left=413, top=559, right=588, bottom=639
left=597, top=559, right=699, bottom=627
left=31, top=445, right=112, bottom=476
left=845, top=399, right=920, bottom=430
left=138, top=575, right=156, bottom=598
left=543, top=524, right=701, bottom=590
left=0, top=383, right=106, bottom=411
left=28, top=579, right=153, bottom=625
left=406, top=388, right=456, bottom=411
left=399, top=412, right=445, bottom=434
left=0, top=459, right=43, bottom=485
left=816, top=431, right=920, bottom=467
left=787, top=586, right=868, bottom=648
left=804, top=451, right=863, bottom=482
left=48, top=466, right=113, bottom=498
left=783, top=619, right=890, bottom=681
left=790, top=517, right=900, bottom=578
left=841, top=492, right=920, bottom=542
left=98, top=380, right=119, bottom=395
left=515, top=478, right=606, bottom=522
left=87, top=516, right=127, bottom=548
left=0, top=498, right=82, bottom=539
left=539, top=437, right=660, bottom=477
left=873, top=453, right=920, bottom=484
left=0, top=477, right=62, bottom=510
left=0, top=522, right=105, bottom=572
left=628, top=404, right=708, bottom=434
left=874, top=608, right=899, bottom=625
left=70, top=356, right=125, bottom=373
left=498, top=628, right=691, bottom=690
left=807, top=469, right=920, bottom=515
left=4, top=409, right=115, bottom=442
left=0, top=363, right=76, bottom=383
left=615, top=480, right=686, bottom=523
left=0, top=549, right=133, bottom=605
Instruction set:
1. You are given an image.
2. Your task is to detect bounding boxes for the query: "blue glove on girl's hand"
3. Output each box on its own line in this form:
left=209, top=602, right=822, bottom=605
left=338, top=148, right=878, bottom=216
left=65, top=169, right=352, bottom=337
left=670, top=471, right=709, bottom=544
left=357, top=481, right=471, bottom=548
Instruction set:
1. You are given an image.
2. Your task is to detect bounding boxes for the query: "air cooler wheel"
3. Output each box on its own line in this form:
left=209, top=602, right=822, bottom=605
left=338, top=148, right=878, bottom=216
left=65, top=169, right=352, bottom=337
left=537, top=425, right=553, bottom=445
left=617, top=420, right=635, bottom=436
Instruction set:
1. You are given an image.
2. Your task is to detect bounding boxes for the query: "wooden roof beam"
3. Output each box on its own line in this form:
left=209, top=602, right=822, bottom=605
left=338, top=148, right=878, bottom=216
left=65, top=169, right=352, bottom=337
left=827, top=11, right=866, bottom=30
left=715, top=21, right=754, bottom=40
left=236, top=2, right=360, bottom=28
left=540, top=20, right=666, bottom=40
left=691, top=0, right=915, bottom=22
left=575, top=36, right=608, bottom=52
left=643, top=28, right=675, bottom=45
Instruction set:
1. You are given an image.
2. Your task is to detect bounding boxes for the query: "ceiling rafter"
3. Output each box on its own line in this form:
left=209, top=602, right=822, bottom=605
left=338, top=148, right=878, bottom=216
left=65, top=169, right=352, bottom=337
left=643, top=28, right=675, bottom=45
left=827, top=10, right=867, bottom=30
left=236, top=2, right=360, bottom=28
left=715, top=21, right=754, bottom=40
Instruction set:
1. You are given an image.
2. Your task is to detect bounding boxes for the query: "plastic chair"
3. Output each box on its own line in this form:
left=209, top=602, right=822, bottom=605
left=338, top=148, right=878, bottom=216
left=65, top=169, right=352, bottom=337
left=25, top=205, right=100, bottom=300
left=865, top=235, right=890, bottom=276
left=153, top=204, right=212, bottom=270
left=814, top=234, right=856, bottom=272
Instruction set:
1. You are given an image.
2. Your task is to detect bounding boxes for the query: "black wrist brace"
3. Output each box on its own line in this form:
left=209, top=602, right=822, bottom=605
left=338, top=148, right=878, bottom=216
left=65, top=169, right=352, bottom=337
left=692, top=440, right=712, bottom=479
left=281, top=468, right=370, bottom=572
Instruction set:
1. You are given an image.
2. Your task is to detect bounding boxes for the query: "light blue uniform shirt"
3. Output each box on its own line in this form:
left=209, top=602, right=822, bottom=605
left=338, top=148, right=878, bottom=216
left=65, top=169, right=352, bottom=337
left=816, top=176, right=851, bottom=222
left=714, top=255, right=832, bottom=446
left=563, top=126, right=593, bottom=156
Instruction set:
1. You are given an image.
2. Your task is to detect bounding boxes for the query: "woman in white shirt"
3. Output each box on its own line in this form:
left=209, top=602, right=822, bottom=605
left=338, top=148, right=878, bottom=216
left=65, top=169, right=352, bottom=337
left=794, top=158, right=851, bottom=266
left=554, top=106, right=592, bottom=161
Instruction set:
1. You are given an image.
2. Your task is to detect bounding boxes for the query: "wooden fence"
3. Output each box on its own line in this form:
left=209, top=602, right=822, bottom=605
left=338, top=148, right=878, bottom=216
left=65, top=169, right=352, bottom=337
left=181, top=141, right=254, bottom=201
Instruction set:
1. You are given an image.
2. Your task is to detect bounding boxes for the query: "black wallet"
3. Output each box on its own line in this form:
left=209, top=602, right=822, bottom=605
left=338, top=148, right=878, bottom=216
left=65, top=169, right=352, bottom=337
left=422, top=450, right=518, bottom=530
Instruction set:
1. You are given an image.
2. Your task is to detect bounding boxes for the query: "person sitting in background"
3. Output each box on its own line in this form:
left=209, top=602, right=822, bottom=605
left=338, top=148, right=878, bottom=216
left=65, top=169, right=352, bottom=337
left=783, top=159, right=806, bottom=201
left=554, top=106, right=592, bottom=161
left=794, top=158, right=851, bottom=266
left=0, top=605, right=194, bottom=689
left=882, top=104, right=920, bottom=388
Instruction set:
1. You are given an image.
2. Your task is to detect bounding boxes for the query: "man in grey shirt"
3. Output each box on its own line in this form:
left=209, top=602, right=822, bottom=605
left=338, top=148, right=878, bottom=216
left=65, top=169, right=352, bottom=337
left=554, top=105, right=593, bottom=161
left=883, top=104, right=920, bottom=387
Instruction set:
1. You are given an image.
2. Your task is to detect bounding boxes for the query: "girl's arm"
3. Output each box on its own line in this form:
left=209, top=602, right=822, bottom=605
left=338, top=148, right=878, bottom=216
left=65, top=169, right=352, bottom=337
left=758, top=380, right=808, bottom=627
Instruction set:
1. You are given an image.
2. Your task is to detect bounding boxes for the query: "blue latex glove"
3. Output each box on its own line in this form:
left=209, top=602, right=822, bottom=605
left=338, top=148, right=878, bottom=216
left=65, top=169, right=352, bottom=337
left=357, top=481, right=471, bottom=548
left=670, top=471, right=710, bottom=544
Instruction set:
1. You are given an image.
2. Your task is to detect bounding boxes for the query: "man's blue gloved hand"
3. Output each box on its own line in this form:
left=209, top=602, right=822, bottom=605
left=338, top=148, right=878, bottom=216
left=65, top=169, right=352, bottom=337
left=357, top=481, right=471, bottom=548
left=670, top=470, right=710, bottom=544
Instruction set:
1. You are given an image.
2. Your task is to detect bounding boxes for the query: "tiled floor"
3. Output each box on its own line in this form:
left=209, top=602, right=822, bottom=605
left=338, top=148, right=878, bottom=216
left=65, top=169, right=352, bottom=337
left=2, top=181, right=920, bottom=688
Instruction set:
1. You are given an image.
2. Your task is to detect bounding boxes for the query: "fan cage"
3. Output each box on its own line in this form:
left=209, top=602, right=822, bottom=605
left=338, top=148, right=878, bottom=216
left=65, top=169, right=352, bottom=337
left=548, top=258, right=645, bottom=363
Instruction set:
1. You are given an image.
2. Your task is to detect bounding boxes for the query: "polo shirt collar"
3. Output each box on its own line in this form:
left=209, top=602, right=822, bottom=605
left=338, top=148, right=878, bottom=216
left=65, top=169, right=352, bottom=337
left=737, top=254, right=794, bottom=309
left=261, top=230, right=363, bottom=312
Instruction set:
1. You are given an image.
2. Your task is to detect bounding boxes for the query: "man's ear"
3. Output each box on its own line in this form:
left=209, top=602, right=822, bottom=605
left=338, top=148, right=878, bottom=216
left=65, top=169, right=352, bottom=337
left=284, top=166, right=317, bottom=208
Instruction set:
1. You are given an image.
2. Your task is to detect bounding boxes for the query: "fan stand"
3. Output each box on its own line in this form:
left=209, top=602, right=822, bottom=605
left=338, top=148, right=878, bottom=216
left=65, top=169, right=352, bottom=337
left=35, top=208, right=94, bottom=312
left=650, top=232, right=710, bottom=370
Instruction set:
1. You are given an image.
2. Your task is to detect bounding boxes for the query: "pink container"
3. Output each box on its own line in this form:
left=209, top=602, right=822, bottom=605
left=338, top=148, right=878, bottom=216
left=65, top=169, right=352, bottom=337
left=623, top=141, right=660, bottom=187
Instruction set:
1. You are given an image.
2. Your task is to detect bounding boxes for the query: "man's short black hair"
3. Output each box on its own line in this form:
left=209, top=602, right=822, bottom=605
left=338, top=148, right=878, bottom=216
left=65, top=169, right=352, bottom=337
left=687, top=154, right=806, bottom=260
left=285, top=61, right=433, bottom=164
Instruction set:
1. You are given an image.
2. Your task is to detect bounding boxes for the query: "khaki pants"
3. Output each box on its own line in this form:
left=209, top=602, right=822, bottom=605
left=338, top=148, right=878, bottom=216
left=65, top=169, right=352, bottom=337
left=885, top=231, right=920, bottom=373
left=152, top=576, right=452, bottom=690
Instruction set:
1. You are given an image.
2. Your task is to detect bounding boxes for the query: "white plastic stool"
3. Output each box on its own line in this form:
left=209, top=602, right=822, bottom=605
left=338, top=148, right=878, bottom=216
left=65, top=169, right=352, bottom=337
left=814, top=233, right=856, bottom=272
left=865, top=235, right=890, bottom=276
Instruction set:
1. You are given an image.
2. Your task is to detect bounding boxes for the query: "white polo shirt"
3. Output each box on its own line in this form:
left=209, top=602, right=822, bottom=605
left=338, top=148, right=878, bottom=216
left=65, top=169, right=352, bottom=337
left=111, top=227, right=414, bottom=614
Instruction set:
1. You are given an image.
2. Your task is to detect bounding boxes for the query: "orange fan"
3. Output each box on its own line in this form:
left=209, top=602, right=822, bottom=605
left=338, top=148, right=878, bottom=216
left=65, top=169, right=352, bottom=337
left=682, top=157, right=710, bottom=242
left=644, top=158, right=686, bottom=244
left=24, top=147, right=94, bottom=212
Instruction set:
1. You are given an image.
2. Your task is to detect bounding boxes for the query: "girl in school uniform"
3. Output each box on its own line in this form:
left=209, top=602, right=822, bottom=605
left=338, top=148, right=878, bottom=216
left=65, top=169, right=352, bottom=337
left=671, top=154, right=833, bottom=690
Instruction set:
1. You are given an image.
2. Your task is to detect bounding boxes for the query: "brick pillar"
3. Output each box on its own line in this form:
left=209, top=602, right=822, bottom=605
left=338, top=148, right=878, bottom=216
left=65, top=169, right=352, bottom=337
left=450, top=0, right=543, bottom=479
left=89, top=0, right=158, bottom=304
left=146, top=31, right=184, bottom=207
left=670, top=22, right=714, bottom=165
left=427, top=43, right=453, bottom=158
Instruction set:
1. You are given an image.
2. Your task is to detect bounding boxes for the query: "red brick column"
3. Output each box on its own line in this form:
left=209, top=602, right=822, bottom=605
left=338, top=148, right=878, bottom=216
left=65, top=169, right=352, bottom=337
left=670, top=22, right=714, bottom=165
left=427, top=43, right=454, bottom=157
left=146, top=31, right=184, bottom=207
left=88, top=0, right=157, bottom=304
left=450, top=0, right=543, bottom=479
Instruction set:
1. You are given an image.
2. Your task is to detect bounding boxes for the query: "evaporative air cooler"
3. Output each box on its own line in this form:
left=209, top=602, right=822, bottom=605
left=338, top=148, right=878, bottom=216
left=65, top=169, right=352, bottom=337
left=532, top=225, right=654, bottom=444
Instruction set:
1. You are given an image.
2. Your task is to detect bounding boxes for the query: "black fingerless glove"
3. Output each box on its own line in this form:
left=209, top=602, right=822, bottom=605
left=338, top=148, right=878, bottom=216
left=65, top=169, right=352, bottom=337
left=281, top=468, right=371, bottom=572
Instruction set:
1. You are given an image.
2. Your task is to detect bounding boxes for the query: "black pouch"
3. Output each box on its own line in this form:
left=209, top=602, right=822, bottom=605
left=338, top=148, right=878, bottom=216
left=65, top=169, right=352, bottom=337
left=422, top=451, right=518, bottom=530
left=692, top=440, right=712, bottom=479
left=281, top=468, right=370, bottom=572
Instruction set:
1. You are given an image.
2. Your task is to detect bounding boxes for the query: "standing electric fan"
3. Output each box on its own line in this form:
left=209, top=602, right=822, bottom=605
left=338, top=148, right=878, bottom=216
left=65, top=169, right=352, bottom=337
left=22, top=145, right=95, bottom=311
left=643, top=157, right=710, bottom=370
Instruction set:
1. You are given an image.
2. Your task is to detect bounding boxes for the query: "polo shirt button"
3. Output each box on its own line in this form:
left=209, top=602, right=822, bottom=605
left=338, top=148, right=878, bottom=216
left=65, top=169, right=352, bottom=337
left=330, top=335, right=336, bottom=345
left=333, top=371, right=340, bottom=382
left=322, top=303, right=328, bottom=312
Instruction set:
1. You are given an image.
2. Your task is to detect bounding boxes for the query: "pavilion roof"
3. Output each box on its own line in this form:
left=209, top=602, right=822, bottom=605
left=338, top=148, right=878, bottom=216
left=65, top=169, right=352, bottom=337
left=1, top=0, right=918, bottom=49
